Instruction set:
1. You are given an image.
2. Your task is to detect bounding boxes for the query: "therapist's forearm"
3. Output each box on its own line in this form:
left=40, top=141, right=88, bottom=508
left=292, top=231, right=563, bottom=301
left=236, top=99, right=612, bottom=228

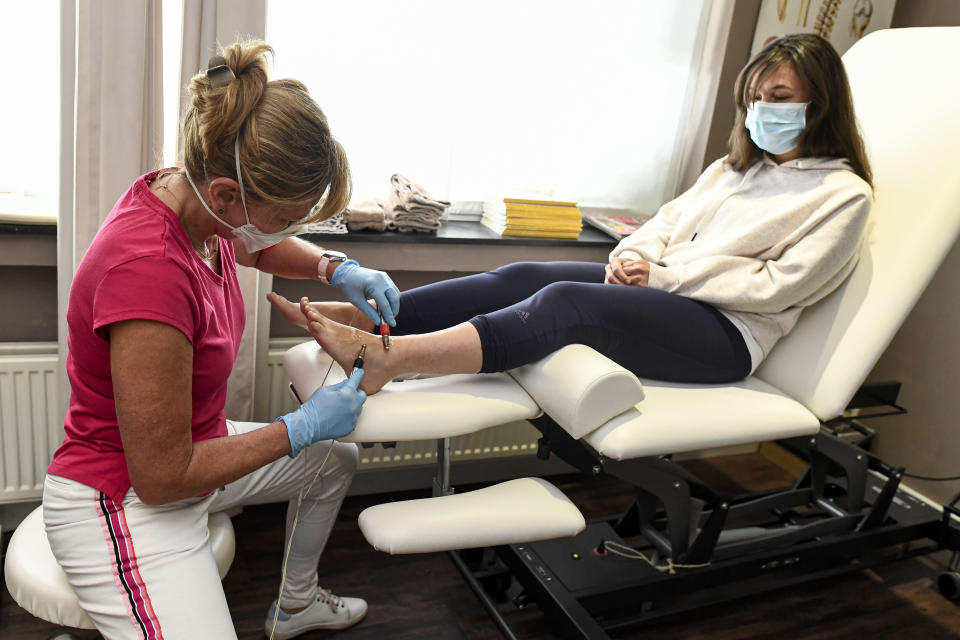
left=132, top=421, right=292, bottom=505
left=253, top=236, right=329, bottom=280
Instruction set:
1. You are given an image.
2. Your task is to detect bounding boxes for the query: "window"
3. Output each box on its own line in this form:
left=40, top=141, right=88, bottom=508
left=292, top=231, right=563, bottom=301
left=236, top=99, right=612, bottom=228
left=267, top=1, right=711, bottom=213
left=0, top=1, right=60, bottom=224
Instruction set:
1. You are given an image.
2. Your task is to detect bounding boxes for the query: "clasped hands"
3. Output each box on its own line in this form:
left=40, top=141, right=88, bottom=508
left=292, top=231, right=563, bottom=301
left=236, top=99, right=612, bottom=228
left=605, top=257, right=650, bottom=287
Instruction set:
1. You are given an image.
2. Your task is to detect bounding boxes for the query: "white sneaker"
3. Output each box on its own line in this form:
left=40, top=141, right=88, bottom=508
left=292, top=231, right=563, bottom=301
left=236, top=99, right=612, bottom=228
left=264, top=588, right=368, bottom=639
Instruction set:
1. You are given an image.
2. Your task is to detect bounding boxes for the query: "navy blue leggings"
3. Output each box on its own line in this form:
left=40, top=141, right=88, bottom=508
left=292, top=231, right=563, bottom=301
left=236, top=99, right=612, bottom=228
left=390, top=261, right=751, bottom=384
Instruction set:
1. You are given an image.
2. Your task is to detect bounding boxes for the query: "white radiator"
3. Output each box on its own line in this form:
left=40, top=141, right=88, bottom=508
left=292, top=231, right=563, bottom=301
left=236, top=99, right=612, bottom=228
left=0, top=342, right=60, bottom=504
left=0, top=338, right=538, bottom=506
left=266, top=340, right=540, bottom=471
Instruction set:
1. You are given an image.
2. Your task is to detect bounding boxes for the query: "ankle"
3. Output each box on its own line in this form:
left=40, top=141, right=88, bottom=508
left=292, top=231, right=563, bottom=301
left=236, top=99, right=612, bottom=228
left=345, top=307, right=376, bottom=333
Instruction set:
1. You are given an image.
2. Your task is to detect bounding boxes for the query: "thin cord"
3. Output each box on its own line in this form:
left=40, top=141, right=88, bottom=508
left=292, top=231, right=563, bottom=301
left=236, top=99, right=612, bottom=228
left=269, top=307, right=359, bottom=639
left=269, top=443, right=335, bottom=638
left=903, top=472, right=960, bottom=482
left=601, top=540, right=711, bottom=574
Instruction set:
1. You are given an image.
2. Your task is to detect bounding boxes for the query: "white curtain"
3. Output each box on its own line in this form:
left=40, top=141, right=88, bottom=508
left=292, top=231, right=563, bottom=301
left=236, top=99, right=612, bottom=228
left=179, top=0, right=267, bottom=421
left=675, top=0, right=736, bottom=193
left=70, top=0, right=164, bottom=267
left=58, top=0, right=165, bottom=421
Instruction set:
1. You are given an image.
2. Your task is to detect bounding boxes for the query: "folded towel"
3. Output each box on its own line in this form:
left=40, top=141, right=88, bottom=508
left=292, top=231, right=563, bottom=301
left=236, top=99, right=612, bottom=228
left=351, top=218, right=388, bottom=232
left=385, top=205, right=442, bottom=232
left=346, top=210, right=385, bottom=223
left=384, top=174, right=449, bottom=233
left=345, top=198, right=384, bottom=220
left=390, top=174, right=451, bottom=211
left=394, top=220, right=441, bottom=233
left=392, top=211, right=443, bottom=229
left=344, top=198, right=387, bottom=232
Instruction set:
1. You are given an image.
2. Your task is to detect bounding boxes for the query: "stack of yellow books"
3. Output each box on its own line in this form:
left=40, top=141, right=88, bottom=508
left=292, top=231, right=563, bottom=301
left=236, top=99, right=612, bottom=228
left=480, top=197, right=582, bottom=239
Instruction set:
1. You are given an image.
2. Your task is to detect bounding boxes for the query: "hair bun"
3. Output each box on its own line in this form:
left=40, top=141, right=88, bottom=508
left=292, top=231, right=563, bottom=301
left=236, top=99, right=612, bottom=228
left=207, top=55, right=235, bottom=89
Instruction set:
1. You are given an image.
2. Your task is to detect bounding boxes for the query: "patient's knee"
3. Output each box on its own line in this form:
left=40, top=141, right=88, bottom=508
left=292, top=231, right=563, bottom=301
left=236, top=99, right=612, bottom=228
left=536, top=280, right=583, bottom=304
left=489, top=261, right=539, bottom=279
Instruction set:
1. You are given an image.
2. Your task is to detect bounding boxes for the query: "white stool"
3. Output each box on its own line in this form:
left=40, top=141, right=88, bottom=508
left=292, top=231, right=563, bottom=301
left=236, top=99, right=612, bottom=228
left=4, top=505, right=236, bottom=632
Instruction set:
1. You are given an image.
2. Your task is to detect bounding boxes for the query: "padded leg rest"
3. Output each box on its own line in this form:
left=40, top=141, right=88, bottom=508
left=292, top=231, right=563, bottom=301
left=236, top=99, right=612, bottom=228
left=283, top=341, right=541, bottom=442
left=508, top=344, right=645, bottom=438
left=283, top=341, right=644, bottom=444
left=358, top=478, right=586, bottom=554
left=4, top=506, right=236, bottom=629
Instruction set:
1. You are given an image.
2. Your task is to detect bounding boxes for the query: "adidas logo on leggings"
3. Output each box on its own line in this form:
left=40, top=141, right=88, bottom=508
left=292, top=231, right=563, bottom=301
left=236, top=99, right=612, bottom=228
left=514, top=310, right=530, bottom=324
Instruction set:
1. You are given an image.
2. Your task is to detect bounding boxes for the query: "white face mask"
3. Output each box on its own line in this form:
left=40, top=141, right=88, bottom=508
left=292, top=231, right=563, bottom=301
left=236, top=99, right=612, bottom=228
left=184, top=137, right=310, bottom=252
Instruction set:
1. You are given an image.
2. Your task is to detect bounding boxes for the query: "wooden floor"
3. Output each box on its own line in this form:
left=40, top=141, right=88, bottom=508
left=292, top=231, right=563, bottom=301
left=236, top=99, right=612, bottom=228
left=3, top=452, right=960, bottom=639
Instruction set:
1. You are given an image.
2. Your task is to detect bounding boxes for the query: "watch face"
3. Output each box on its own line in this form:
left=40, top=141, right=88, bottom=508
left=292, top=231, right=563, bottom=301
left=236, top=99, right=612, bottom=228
left=324, top=251, right=347, bottom=260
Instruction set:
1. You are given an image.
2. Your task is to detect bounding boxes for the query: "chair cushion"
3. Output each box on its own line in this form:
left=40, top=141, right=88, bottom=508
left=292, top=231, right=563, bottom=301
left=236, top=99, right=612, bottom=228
left=208, top=511, right=236, bottom=580
left=583, top=375, right=820, bottom=460
left=507, top=344, right=645, bottom=439
left=358, top=478, right=585, bottom=554
left=283, top=341, right=540, bottom=442
left=4, top=506, right=235, bottom=629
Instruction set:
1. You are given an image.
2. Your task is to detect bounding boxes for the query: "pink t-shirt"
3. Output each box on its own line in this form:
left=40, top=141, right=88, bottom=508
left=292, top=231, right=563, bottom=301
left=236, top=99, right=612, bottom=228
left=47, top=170, right=246, bottom=503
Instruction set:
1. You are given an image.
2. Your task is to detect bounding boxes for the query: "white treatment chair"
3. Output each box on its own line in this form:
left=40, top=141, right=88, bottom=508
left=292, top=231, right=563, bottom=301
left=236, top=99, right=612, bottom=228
left=5, top=504, right=236, bottom=634
left=284, top=27, right=960, bottom=639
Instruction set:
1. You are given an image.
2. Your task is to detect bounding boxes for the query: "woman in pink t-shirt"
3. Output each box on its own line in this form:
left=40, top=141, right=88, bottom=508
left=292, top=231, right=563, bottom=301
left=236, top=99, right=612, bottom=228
left=43, top=40, right=392, bottom=639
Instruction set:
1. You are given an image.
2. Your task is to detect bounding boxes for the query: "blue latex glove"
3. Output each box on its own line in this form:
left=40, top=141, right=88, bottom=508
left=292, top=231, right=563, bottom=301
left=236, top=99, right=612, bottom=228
left=331, top=260, right=401, bottom=327
left=279, top=368, right=366, bottom=458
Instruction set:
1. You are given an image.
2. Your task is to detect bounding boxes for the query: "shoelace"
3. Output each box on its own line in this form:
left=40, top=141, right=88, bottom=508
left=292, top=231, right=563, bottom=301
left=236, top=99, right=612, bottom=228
left=317, top=588, right=344, bottom=613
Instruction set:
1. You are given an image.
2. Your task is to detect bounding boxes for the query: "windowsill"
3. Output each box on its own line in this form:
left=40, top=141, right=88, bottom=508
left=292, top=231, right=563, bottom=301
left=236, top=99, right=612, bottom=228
left=0, top=225, right=56, bottom=266
left=302, top=220, right=616, bottom=248
left=0, top=222, right=56, bottom=235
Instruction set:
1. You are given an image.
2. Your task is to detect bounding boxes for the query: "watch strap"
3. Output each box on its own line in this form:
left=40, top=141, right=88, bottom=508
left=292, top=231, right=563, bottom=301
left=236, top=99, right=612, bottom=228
left=318, top=253, right=347, bottom=285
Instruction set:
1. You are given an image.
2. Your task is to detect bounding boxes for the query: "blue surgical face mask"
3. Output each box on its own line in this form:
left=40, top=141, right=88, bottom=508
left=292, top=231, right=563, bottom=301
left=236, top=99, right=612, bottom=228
left=744, top=101, right=809, bottom=156
left=184, top=137, right=310, bottom=252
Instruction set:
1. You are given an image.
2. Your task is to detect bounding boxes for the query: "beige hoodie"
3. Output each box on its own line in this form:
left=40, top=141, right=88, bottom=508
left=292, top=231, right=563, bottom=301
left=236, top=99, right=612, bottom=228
left=611, top=155, right=871, bottom=368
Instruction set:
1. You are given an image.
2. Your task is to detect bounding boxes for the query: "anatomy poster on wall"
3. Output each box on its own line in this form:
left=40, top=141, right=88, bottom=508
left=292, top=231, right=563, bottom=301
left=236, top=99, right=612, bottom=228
left=750, top=0, right=897, bottom=56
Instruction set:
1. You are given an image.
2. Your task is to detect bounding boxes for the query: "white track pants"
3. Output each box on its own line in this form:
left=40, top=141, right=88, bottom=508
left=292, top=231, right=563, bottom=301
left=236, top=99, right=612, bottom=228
left=42, top=421, right=358, bottom=639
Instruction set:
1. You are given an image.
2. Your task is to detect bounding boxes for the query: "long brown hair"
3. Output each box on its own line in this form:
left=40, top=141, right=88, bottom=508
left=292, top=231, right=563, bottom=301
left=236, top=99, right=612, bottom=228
left=727, top=34, right=872, bottom=188
left=181, top=40, right=351, bottom=222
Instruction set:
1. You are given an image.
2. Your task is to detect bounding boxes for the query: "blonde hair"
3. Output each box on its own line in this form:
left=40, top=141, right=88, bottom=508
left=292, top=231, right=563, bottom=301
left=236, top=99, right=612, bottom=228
left=181, top=40, right=351, bottom=222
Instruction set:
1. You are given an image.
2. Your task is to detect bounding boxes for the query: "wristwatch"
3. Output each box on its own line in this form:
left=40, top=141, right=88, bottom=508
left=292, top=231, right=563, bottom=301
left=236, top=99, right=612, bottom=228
left=317, top=250, right=348, bottom=285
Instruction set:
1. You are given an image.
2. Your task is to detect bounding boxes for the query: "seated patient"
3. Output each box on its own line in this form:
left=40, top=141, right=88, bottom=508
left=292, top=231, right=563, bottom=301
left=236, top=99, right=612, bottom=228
left=272, top=33, right=873, bottom=395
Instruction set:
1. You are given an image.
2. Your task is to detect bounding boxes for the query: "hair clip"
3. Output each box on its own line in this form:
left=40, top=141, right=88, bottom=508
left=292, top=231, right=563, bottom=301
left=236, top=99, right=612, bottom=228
left=207, top=55, right=235, bottom=89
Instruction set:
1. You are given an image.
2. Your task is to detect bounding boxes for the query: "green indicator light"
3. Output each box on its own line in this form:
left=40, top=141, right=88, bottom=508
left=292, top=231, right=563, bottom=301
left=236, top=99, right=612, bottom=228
left=572, top=553, right=580, bottom=559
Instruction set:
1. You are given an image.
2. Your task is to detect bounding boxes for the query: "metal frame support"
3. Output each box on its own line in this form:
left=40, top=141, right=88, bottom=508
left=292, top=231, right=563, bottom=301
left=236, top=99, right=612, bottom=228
left=433, top=437, right=454, bottom=497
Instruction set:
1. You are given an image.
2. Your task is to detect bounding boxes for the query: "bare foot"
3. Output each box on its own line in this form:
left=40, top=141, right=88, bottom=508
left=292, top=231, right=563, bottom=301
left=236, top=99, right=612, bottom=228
left=300, top=298, right=396, bottom=394
left=268, top=292, right=376, bottom=331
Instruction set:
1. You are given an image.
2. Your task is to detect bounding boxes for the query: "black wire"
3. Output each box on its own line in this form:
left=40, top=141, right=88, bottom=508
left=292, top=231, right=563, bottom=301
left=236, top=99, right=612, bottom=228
left=903, top=472, right=960, bottom=482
